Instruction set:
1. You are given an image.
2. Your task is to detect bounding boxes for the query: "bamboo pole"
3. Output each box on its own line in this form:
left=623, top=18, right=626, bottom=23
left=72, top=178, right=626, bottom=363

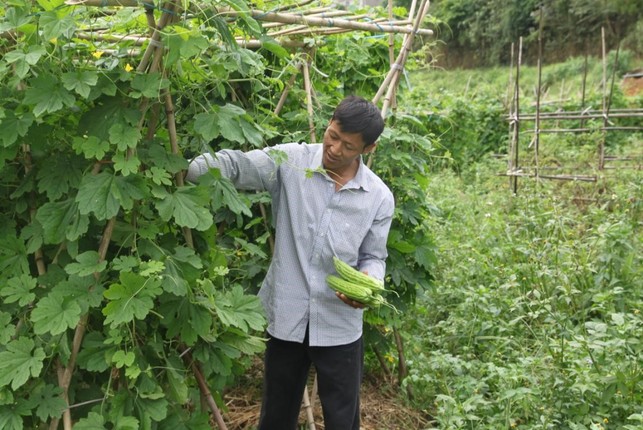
left=603, top=40, right=621, bottom=167
left=513, top=112, right=643, bottom=121
left=580, top=42, right=589, bottom=128
left=187, top=355, right=229, bottom=430
left=510, top=37, right=522, bottom=195
left=534, top=6, right=543, bottom=184
left=521, top=127, right=643, bottom=133
left=302, top=52, right=317, bottom=143
left=374, top=0, right=430, bottom=108
left=268, top=17, right=412, bottom=37
left=501, top=172, right=597, bottom=182
left=243, top=10, right=433, bottom=36
left=387, top=0, right=395, bottom=67
left=506, top=42, right=516, bottom=190
left=600, top=27, right=607, bottom=170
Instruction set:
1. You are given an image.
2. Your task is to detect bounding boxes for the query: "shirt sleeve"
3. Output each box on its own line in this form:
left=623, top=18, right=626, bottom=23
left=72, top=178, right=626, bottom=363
left=357, top=192, right=395, bottom=281
left=185, top=148, right=279, bottom=193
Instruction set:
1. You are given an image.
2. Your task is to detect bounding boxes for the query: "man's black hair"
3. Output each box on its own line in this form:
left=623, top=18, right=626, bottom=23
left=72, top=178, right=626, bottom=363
left=331, top=95, right=384, bottom=147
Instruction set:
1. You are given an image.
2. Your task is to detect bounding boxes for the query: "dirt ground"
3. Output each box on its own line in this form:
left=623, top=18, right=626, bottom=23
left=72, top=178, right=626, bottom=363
left=221, top=362, right=432, bottom=430
left=622, top=72, right=643, bottom=96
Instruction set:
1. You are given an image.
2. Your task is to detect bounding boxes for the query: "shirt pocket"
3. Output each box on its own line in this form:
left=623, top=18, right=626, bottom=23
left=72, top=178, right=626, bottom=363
left=327, top=215, right=370, bottom=264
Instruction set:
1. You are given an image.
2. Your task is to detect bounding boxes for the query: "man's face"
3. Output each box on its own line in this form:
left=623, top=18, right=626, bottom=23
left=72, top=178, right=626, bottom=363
left=322, top=120, right=373, bottom=171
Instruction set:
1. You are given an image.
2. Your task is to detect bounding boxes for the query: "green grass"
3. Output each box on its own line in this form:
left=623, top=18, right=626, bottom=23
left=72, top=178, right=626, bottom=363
left=408, top=49, right=642, bottom=109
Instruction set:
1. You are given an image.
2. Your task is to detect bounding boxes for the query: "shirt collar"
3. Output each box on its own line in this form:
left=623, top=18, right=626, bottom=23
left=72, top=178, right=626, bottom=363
left=311, top=144, right=370, bottom=192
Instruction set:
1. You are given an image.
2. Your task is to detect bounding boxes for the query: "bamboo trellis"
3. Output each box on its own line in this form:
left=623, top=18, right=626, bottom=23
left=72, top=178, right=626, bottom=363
left=55, top=0, right=433, bottom=429
left=504, top=22, right=642, bottom=194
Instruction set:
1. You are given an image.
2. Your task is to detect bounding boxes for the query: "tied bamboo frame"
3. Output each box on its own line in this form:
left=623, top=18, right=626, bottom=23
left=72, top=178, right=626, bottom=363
left=504, top=17, right=642, bottom=193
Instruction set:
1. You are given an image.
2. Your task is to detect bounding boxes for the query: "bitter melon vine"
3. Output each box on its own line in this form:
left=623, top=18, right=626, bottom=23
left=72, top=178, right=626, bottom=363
left=0, top=0, right=436, bottom=427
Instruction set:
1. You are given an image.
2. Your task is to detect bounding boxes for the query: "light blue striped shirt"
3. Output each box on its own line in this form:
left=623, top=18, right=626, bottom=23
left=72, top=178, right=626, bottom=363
left=186, top=142, right=394, bottom=346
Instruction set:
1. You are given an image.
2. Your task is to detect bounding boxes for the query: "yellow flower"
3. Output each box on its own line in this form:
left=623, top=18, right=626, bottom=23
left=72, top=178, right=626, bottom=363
left=124, top=63, right=134, bottom=72
left=603, top=418, right=609, bottom=424
left=92, top=50, right=104, bottom=59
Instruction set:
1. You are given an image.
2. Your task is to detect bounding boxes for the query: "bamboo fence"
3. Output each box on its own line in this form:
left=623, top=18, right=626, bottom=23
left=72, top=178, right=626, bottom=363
left=53, top=0, right=433, bottom=429
left=504, top=18, right=642, bottom=194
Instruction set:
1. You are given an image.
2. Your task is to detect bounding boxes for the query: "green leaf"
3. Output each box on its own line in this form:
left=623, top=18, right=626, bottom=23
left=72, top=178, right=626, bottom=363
left=145, top=166, right=172, bottom=186
left=74, top=412, right=107, bottom=429
left=112, top=255, right=139, bottom=272
left=3, top=45, right=46, bottom=79
left=31, top=292, right=82, bottom=335
left=51, top=275, right=104, bottom=313
left=61, top=70, right=99, bottom=99
left=258, top=36, right=289, bottom=59
left=28, top=384, right=67, bottom=421
left=160, top=259, right=189, bottom=296
left=139, top=145, right=187, bottom=174
left=388, top=239, right=416, bottom=254
left=0, top=312, right=15, bottom=346
left=130, top=72, right=169, bottom=99
left=159, top=297, right=211, bottom=345
left=199, top=172, right=252, bottom=217
left=36, top=198, right=89, bottom=244
left=39, top=11, right=75, bottom=40
left=217, top=104, right=247, bottom=143
left=171, top=246, right=203, bottom=269
left=73, top=135, right=110, bottom=160
left=0, top=111, right=34, bottom=147
left=214, top=285, right=266, bottom=332
left=0, top=274, right=37, bottom=306
left=234, top=237, right=268, bottom=260
left=102, top=272, right=162, bottom=328
left=238, top=14, right=262, bottom=37
left=0, top=7, right=33, bottom=32
left=112, top=350, right=135, bottom=368
left=113, top=152, right=141, bottom=176
left=0, top=236, right=29, bottom=277
left=37, top=0, right=66, bottom=11
left=113, top=174, right=148, bottom=210
left=76, top=172, right=120, bottom=220
left=23, top=75, right=75, bottom=117
left=238, top=115, right=264, bottom=147
left=76, top=332, right=114, bottom=373
left=155, top=187, right=213, bottom=231
left=193, top=112, right=220, bottom=142
left=164, top=25, right=209, bottom=66
left=136, top=397, right=168, bottom=430
left=0, top=338, right=46, bottom=390
left=140, top=260, right=164, bottom=276
left=0, top=406, right=22, bottom=430
left=78, top=95, right=140, bottom=140
left=115, top=415, right=139, bottom=430
left=64, top=251, right=107, bottom=277
left=36, top=155, right=83, bottom=200
left=109, top=123, right=140, bottom=151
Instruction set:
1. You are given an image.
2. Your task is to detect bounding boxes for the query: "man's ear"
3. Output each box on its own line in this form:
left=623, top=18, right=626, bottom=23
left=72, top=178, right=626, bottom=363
left=362, top=142, right=377, bottom=154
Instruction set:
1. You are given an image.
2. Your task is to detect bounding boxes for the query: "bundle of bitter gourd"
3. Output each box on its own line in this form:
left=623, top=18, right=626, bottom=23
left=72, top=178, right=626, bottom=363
left=326, top=256, right=395, bottom=310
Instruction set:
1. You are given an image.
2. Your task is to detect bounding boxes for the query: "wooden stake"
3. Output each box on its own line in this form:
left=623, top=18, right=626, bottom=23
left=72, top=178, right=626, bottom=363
left=302, top=53, right=317, bottom=143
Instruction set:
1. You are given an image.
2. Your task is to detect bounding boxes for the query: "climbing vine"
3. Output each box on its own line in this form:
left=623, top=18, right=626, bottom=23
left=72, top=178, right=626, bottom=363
left=0, top=0, right=436, bottom=427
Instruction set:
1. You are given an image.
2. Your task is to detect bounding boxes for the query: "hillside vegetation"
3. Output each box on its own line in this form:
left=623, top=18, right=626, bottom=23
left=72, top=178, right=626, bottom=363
left=391, top=56, right=642, bottom=429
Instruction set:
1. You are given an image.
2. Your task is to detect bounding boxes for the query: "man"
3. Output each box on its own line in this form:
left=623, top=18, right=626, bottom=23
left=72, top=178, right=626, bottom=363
left=186, top=95, right=394, bottom=430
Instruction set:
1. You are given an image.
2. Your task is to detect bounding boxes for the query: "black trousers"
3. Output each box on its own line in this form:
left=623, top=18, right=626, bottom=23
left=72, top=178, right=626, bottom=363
left=257, top=330, right=364, bottom=430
